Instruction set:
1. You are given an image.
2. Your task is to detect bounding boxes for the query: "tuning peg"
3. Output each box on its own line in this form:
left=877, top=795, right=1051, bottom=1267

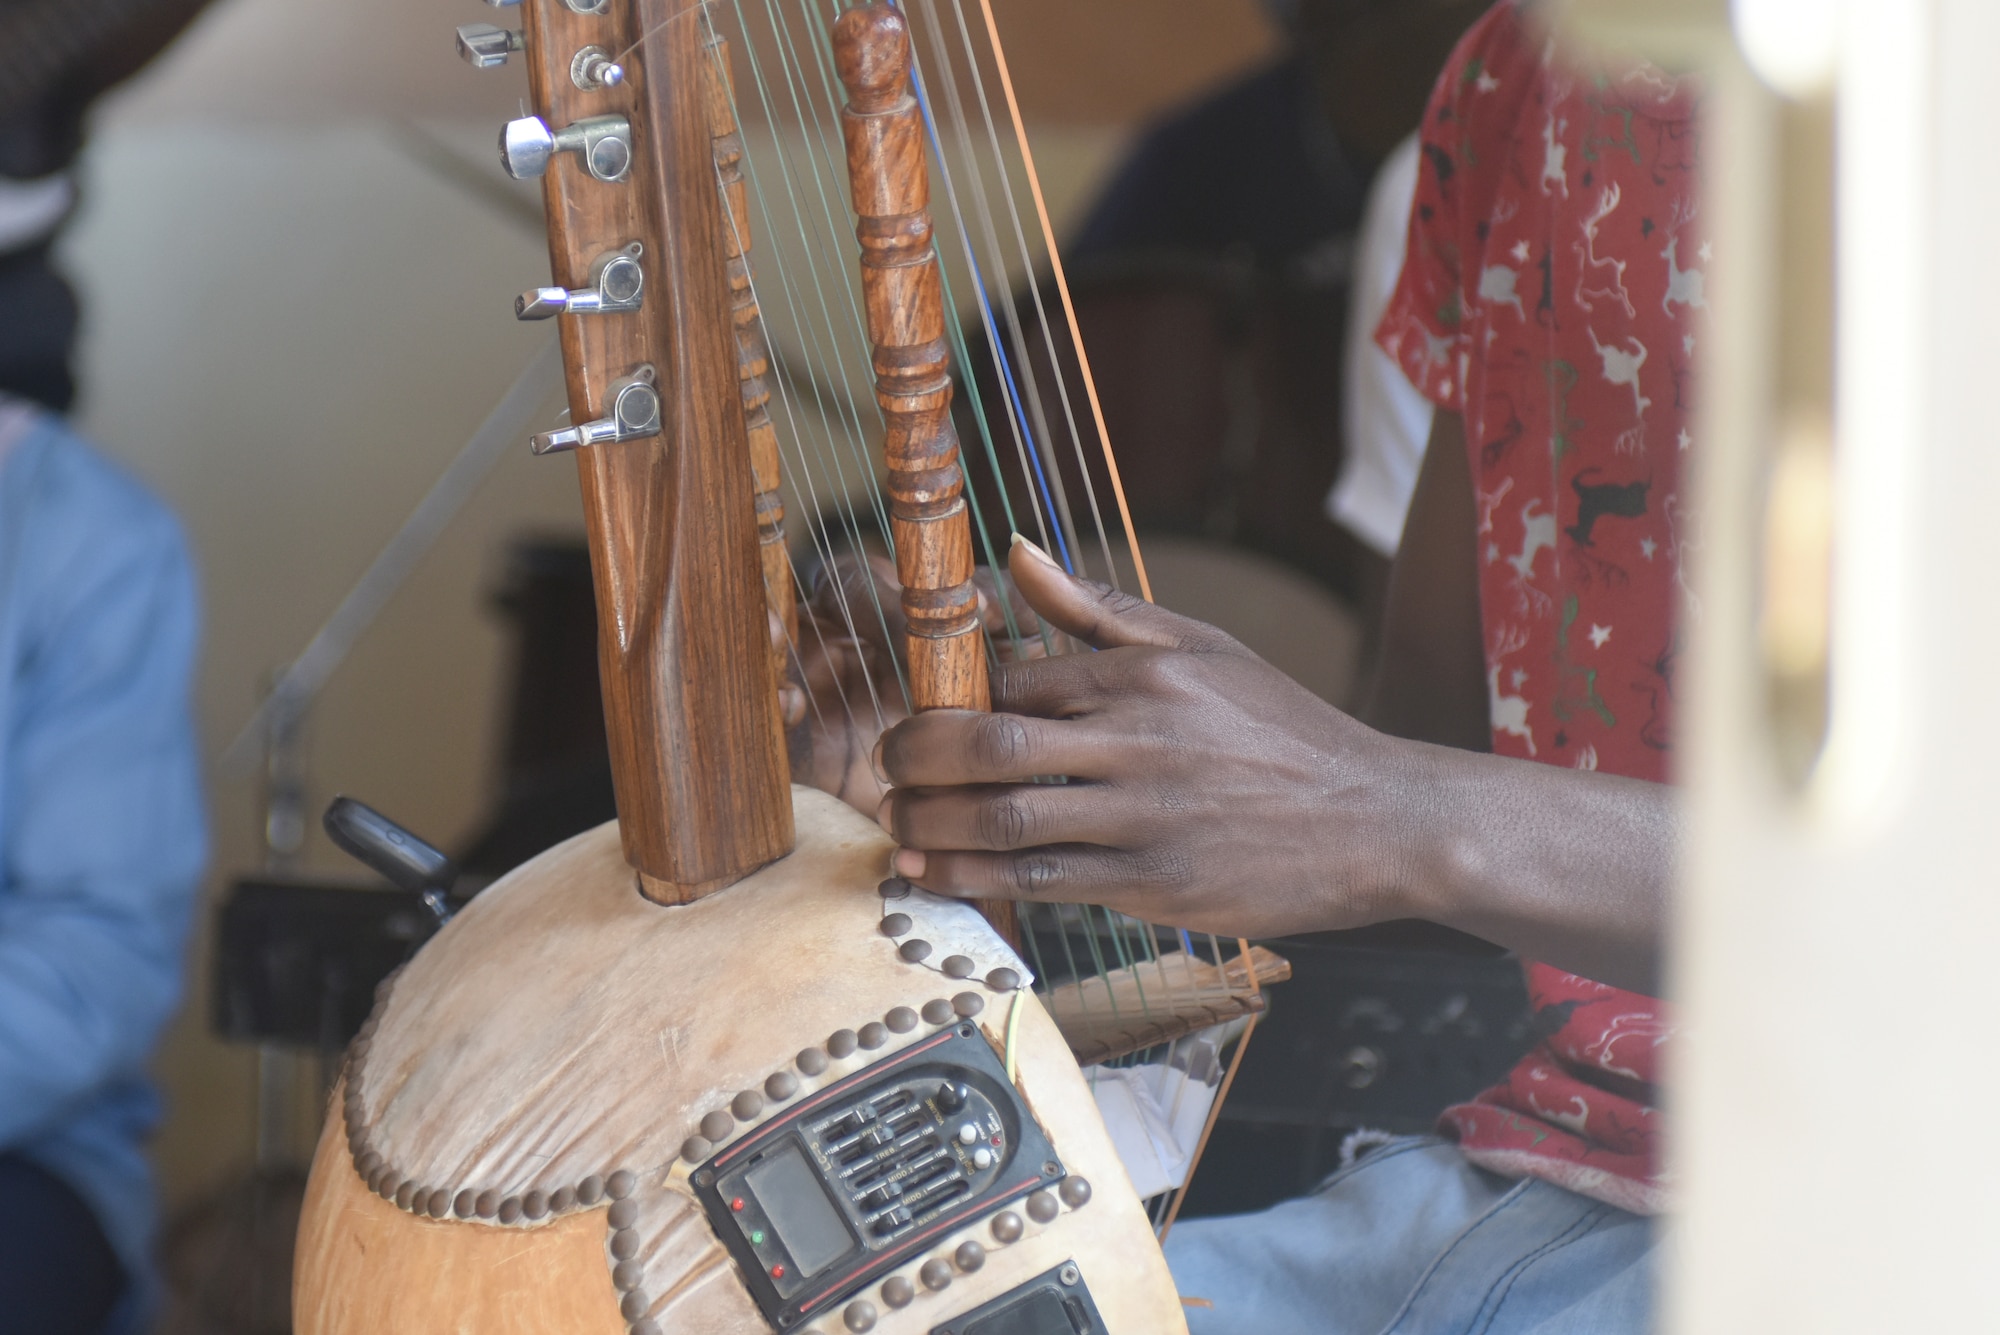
left=570, top=45, right=625, bottom=90
left=500, top=113, right=632, bottom=183
left=531, top=368, right=660, bottom=454
left=456, top=22, right=524, bottom=67
left=517, top=243, right=645, bottom=320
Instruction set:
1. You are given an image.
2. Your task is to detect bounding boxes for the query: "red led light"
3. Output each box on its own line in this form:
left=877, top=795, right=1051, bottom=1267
left=770, top=1263, right=787, bottom=1279
left=730, top=1197, right=745, bottom=1212
left=991, top=1135, right=1002, bottom=1146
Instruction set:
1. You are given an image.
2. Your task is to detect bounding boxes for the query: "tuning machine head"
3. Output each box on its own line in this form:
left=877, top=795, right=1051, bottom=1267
left=500, top=113, right=632, bottom=182
left=455, top=22, right=524, bottom=67
left=571, top=45, right=625, bottom=90
left=517, top=243, right=645, bottom=320
left=531, top=367, right=661, bottom=455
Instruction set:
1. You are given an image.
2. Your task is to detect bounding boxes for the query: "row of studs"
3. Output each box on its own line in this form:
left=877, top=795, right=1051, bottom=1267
left=637, top=994, right=1012, bottom=1335
left=347, top=974, right=1051, bottom=1335
left=879, top=877, right=1024, bottom=990
left=344, top=979, right=644, bottom=1225
left=678, top=990, right=995, bottom=1164
left=811, top=1178, right=1095, bottom=1334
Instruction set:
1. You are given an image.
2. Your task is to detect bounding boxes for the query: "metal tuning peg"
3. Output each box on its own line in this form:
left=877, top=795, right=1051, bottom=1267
left=500, top=113, right=632, bottom=183
left=561, top=0, right=611, bottom=13
left=456, top=22, right=524, bottom=67
left=571, top=45, right=625, bottom=90
left=530, top=367, right=660, bottom=455
left=516, top=243, right=644, bottom=320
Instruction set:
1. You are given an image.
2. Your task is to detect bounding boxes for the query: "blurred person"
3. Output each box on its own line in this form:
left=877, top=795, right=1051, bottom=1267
left=807, top=1, right=1701, bottom=1328
left=2, top=4, right=213, bottom=1332
left=0, top=399, right=205, bottom=1334
left=0, top=0, right=213, bottom=411
left=965, top=0, right=1473, bottom=656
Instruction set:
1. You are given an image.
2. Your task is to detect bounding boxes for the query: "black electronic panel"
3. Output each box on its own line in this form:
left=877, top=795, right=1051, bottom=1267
left=930, top=1262, right=1106, bottom=1335
left=694, top=1024, right=1063, bottom=1329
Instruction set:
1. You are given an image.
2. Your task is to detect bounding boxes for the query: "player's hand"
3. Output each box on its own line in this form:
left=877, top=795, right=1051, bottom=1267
left=873, top=537, right=1420, bottom=938
left=783, top=553, right=1043, bottom=813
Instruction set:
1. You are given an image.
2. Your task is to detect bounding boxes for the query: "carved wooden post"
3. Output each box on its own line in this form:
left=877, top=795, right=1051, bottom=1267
left=834, top=4, right=1012, bottom=944
left=702, top=27, right=797, bottom=674
left=519, top=0, right=794, bottom=903
left=832, top=3, right=989, bottom=716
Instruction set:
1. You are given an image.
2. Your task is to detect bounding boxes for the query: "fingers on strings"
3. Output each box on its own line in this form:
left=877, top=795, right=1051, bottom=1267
left=878, top=779, right=1134, bottom=854
left=877, top=706, right=1108, bottom=787
left=895, top=843, right=1193, bottom=908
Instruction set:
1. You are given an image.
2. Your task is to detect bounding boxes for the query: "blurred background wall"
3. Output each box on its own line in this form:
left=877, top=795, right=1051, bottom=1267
left=55, top=0, right=1279, bottom=1229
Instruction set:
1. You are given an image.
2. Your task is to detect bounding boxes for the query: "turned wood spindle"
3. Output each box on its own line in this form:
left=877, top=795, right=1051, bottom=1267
left=834, top=4, right=1013, bottom=945
left=702, top=29, right=797, bottom=677
left=832, top=3, right=989, bottom=716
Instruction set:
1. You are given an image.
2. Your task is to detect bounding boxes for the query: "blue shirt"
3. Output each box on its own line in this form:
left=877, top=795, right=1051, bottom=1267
left=0, top=398, right=205, bottom=1311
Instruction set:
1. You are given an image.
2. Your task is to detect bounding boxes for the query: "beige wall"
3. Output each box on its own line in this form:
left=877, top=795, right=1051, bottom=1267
left=60, top=0, right=1277, bottom=1215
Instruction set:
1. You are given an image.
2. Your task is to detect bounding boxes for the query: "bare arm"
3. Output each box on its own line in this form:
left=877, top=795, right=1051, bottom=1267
left=1364, top=411, right=1674, bottom=990
left=868, top=416, right=1677, bottom=995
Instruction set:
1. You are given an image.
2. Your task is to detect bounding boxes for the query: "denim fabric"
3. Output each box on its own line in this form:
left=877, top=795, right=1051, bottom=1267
left=1165, top=1137, right=1655, bottom=1335
left=0, top=1151, right=126, bottom=1334
left=0, top=404, right=206, bottom=1331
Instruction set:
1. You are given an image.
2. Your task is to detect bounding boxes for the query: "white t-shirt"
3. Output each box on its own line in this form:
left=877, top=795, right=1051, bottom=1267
left=1325, top=133, right=1433, bottom=558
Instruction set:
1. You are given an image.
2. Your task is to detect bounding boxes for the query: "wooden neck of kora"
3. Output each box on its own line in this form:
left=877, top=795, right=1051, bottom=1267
left=514, top=0, right=793, bottom=903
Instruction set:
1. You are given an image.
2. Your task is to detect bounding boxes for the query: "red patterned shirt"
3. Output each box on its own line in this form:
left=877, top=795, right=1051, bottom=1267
left=1377, top=0, right=1703, bottom=1215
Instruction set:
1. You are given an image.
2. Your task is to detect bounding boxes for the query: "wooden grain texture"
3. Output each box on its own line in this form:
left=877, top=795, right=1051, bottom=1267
left=293, top=1084, right=630, bottom=1335
left=524, top=0, right=792, bottom=902
left=832, top=4, right=990, bottom=718
left=1046, top=945, right=1292, bottom=1067
left=702, top=29, right=797, bottom=676
left=832, top=4, right=1010, bottom=945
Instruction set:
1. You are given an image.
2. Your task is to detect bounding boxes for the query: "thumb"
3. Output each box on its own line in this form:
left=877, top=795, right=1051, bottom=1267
left=1006, top=534, right=1239, bottom=654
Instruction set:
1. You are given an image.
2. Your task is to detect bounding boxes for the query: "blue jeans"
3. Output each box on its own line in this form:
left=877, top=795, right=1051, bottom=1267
left=1164, top=1137, right=1655, bottom=1335
left=0, top=1152, right=126, bottom=1335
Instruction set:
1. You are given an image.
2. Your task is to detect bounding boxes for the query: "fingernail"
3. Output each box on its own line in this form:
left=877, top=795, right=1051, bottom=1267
left=1010, top=533, right=1058, bottom=567
left=892, top=847, right=925, bottom=878
left=870, top=738, right=889, bottom=786
left=874, top=792, right=895, bottom=835
left=778, top=684, right=806, bottom=727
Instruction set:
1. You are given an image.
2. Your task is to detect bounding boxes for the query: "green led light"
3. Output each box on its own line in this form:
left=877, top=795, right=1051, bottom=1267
left=751, top=1230, right=766, bottom=1246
